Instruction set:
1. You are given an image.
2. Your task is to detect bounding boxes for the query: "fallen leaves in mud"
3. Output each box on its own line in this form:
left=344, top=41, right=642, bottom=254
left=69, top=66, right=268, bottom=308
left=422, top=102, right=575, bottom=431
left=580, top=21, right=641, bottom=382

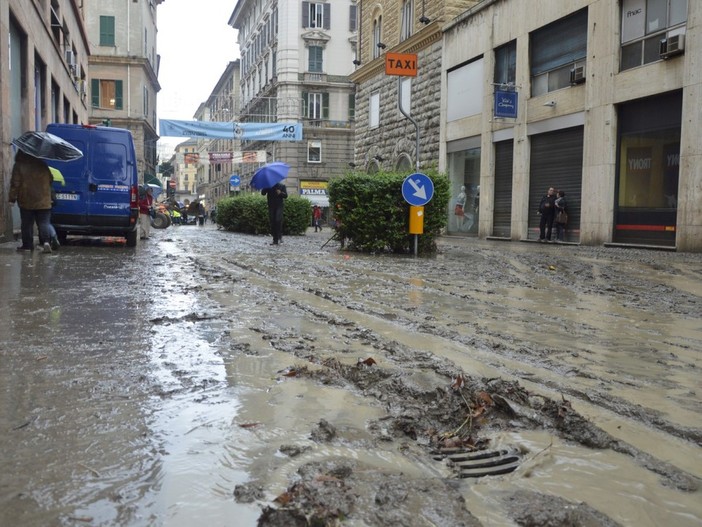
left=357, top=356, right=377, bottom=367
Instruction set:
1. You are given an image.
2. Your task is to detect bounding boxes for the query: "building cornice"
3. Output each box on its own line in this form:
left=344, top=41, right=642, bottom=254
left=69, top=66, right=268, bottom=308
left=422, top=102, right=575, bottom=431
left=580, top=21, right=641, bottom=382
left=349, top=23, right=442, bottom=84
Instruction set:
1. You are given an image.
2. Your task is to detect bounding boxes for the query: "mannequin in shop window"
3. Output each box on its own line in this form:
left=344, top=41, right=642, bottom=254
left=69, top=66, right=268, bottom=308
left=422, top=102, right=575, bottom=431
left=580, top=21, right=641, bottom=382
left=453, top=186, right=467, bottom=230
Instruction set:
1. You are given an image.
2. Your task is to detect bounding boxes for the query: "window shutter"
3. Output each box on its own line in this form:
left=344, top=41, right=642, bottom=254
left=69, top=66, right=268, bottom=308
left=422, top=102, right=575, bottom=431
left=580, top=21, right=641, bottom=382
left=91, top=79, right=100, bottom=107
left=348, top=93, right=356, bottom=121
left=349, top=5, right=357, bottom=32
left=531, top=9, right=587, bottom=75
left=302, top=2, right=309, bottom=28
left=323, top=5, right=331, bottom=30
left=302, top=92, right=309, bottom=118
left=322, top=93, right=329, bottom=119
left=115, top=80, right=123, bottom=109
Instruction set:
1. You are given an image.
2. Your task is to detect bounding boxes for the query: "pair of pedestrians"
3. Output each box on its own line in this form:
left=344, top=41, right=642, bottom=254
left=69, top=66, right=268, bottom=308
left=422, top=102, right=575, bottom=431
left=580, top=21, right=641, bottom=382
left=538, top=187, right=568, bottom=242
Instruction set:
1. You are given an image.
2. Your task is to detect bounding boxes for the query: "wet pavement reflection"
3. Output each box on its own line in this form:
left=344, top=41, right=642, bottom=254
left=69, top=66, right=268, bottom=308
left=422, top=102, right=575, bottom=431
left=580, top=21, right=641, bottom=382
left=0, top=226, right=700, bottom=526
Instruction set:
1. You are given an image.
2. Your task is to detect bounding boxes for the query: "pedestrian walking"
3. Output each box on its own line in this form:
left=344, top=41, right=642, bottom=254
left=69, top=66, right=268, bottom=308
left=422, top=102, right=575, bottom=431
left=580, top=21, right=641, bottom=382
left=139, top=186, right=154, bottom=240
left=538, top=186, right=556, bottom=242
left=196, top=201, right=206, bottom=226
left=262, top=182, right=287, bottom=245
left=9, top=150, right=57, bottom=252
left=554, top=190, right=568, bottom=242
left=313, top=204, right=323, bottom=232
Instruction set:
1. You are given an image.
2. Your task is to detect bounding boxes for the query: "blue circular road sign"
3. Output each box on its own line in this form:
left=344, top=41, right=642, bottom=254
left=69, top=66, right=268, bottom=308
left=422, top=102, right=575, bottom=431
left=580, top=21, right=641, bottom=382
left=402, top=173, right=434, bottom=206
left=229, top=174, right=241, bottom=186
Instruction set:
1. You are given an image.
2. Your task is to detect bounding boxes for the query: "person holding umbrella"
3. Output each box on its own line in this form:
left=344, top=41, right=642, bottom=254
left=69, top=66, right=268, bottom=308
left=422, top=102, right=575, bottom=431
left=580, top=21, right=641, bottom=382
left=261, top=182, right=288, bottom=245
left=9, top=150, right=56, bottom=252
left=252, top=162, right=290, bottom=245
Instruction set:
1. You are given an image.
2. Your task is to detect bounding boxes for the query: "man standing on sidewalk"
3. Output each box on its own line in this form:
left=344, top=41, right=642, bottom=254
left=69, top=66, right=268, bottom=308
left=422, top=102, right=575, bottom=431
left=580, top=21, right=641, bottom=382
left=262, top=182, right=287, bottom=245
left=538, top=187, right=556, bottom=242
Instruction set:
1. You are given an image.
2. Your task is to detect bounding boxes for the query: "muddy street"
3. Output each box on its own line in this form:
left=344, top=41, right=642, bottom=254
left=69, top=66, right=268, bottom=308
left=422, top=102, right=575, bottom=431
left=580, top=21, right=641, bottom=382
left=0, top=225, right=700, bottom=527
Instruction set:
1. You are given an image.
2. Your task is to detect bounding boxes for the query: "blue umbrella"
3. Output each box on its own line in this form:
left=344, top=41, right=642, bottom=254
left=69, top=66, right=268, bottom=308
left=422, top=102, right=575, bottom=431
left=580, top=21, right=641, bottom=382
left=251, top=162, right=290, bottom=190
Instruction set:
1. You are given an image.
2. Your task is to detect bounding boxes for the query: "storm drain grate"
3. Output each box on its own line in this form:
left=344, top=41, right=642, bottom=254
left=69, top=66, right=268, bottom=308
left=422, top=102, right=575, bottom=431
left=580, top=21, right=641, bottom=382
left=431, top=447, right=521, bottom=478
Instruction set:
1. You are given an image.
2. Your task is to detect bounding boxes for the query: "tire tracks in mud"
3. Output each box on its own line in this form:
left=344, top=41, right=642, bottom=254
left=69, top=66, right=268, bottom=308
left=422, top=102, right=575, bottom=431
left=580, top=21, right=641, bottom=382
left=185, top=247, right=700, bottom=498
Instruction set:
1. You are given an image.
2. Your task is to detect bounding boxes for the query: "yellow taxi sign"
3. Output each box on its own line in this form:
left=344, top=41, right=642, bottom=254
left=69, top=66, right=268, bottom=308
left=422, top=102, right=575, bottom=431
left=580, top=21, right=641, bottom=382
left=385, top=52, right=417, bottom=77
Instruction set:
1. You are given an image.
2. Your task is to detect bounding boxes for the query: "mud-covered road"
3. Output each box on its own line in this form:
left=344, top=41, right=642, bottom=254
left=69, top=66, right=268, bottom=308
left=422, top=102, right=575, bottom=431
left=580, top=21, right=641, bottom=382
left=1, top=224, right=700, bottom=526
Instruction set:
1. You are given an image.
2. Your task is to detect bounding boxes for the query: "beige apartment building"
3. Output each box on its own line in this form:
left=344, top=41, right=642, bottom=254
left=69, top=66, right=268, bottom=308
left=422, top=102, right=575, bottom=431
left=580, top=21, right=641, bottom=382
left=0, top=0, right=91, bottom=242
left=350, top=0, right=479, bottom=173
left=172, top=139, right=199, bottom=200
left=192, top=60, right=242, bottom=208
left=83, top=0, right=162, bottom=185
left=440, top=0, right=700, bottom=251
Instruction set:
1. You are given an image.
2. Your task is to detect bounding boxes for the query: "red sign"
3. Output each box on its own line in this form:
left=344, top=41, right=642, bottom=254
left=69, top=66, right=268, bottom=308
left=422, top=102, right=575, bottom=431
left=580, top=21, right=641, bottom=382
left=169, top=180, right=176, bottom=188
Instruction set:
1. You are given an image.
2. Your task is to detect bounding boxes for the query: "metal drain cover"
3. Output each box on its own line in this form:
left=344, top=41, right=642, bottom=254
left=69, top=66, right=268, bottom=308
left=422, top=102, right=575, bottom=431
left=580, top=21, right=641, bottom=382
left=432, top=447, right=521, bottom=478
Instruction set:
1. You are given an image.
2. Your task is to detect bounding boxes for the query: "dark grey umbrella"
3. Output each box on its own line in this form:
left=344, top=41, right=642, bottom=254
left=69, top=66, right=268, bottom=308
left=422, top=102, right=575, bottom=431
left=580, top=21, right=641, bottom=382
left=12, top=131, right=83, bottom=161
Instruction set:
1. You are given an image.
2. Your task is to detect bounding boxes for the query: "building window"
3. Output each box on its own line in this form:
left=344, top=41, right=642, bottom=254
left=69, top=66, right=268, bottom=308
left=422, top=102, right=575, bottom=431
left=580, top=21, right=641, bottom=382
left=302, top=92, right=329, bottom=119
left=620, top=0, right=688, bottom=71
left=143, top=87, right=149, bottom=115
left=530, top=9, right=587, bottom=96
left=308, top=45, right=323, bottom=72
left=494, top=40, right=517, bottom=88
left=401, top=0, right=413, bottom=41
left=308, top=140, right=322, bottom=163
left=99, top=16, right=115, bottom=47
left=91, top=79, right=123, bottom=109
left=348, top=93, right=356, bottom=121
left=349, top=5, right=357, bottom=32
left=302, top=2, right=330, bottom=30
left=369, top=91, right=380, bottom=129
left=373, top=16, right=382, bottom=59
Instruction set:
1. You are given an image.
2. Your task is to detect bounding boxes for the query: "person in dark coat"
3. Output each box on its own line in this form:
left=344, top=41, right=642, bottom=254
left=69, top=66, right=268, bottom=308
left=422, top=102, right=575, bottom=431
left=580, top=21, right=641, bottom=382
left=9, top=150, right=56, bottom=252
left=261, top=182, right=287, bottom=245
left=538, top=186, right=556, bottom=242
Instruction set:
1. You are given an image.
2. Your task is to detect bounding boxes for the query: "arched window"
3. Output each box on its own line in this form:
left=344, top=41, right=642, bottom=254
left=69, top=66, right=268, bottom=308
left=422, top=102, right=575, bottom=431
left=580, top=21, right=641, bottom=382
left=401, top=0, right=413, bottom=41
left=372, top=15, right=383, bottom=59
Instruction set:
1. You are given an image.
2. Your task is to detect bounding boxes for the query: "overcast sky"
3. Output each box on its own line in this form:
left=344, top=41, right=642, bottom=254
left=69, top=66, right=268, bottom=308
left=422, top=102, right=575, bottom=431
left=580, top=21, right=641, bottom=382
left=157, top=1, right=240, bottom=157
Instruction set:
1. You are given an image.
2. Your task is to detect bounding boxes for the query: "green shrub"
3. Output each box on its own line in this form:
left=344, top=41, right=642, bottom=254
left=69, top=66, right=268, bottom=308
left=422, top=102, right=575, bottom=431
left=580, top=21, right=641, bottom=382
left=328, top=169, right=449, bottom=254
left=216, top=193, right=311, bottom=236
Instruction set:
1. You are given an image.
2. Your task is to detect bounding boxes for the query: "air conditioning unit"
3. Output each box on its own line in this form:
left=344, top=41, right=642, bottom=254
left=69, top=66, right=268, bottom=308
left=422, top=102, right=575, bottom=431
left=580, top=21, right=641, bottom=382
left=660, top=34, right=685, bottom=59
left=570, top=65, right=586, bottom=85
left=65, top=49, right=76, bottom=67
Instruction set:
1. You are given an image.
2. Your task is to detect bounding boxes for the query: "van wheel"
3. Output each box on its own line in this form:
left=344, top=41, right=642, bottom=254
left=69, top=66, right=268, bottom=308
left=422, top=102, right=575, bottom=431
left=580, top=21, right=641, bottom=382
left=125, top=230, right=138, bottom=247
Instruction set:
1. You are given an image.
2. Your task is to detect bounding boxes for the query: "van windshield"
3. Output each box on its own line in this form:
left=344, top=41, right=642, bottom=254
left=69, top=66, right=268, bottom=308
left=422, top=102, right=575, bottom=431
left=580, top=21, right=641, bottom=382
left=94, top=141, right=128, bottom=182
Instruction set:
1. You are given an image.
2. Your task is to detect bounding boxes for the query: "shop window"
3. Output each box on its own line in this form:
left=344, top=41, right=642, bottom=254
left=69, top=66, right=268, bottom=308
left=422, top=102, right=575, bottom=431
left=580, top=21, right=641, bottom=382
left=530, top=9, right=587, bottom=96
left=620, top=0, right=687, bottom=71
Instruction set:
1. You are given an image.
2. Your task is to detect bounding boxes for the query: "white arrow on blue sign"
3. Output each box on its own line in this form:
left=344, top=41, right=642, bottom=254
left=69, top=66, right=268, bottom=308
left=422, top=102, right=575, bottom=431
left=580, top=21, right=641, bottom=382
left=229, top=174, right=241, bottom=186
left=402, top=173, right=434, bottom=206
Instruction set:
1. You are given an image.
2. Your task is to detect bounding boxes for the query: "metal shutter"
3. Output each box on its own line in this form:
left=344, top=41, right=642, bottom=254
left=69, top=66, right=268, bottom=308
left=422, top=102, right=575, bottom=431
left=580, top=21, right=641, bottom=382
left=492, top=140, right=513, bottom=238
left=528, top=127, right=583, bottom=241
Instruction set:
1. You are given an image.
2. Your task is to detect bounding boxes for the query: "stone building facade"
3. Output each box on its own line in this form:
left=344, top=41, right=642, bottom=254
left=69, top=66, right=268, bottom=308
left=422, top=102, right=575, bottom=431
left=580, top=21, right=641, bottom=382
left=0, top=0, right=91, bottom=242
left=441, top=0, right=701, bottom=251
left=350, top=0, right=479, bottom=173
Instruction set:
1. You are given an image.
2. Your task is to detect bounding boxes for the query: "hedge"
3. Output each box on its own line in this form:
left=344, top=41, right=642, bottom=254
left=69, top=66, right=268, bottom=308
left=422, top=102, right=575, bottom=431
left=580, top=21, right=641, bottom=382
left=328, top=169, right=449, bottom=254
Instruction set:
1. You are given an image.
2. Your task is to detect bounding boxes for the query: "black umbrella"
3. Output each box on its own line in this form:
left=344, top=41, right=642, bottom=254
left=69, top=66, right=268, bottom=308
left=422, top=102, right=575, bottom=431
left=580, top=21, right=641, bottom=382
left=12, top=131, right=83, bottom=161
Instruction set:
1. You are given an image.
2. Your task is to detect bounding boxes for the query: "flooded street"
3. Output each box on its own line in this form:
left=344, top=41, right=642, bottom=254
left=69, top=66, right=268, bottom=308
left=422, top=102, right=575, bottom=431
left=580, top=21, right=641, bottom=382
left=0, top=224, right=700, bottom=526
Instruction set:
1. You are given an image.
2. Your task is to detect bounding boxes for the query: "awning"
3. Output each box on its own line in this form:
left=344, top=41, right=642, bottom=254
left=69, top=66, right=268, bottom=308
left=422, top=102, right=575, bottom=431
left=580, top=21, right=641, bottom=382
left=302, top=195, right=329, bottom=207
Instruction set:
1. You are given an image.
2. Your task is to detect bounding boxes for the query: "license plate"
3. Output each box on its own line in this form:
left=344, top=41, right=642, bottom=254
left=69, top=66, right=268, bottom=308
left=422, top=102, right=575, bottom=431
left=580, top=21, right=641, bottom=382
left=55, top=193, right=79, bottom=201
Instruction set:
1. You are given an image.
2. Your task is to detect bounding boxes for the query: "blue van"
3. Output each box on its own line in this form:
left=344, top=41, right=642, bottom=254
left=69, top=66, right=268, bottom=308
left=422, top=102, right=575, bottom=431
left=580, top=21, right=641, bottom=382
left=45, top=124, right=140, bottom=247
